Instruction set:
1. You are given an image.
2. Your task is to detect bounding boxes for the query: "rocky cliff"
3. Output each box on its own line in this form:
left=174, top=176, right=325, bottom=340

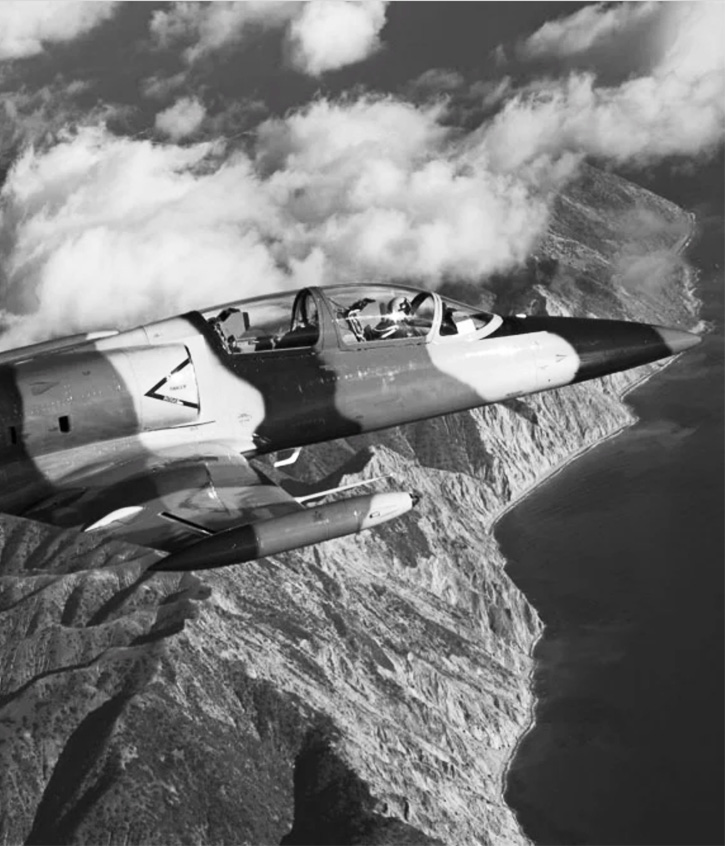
left=0, top=165, right=699, bottom=846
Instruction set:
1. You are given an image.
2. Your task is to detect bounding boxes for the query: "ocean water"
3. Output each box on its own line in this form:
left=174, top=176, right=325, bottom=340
left=498, top=201, right=723, bottom=844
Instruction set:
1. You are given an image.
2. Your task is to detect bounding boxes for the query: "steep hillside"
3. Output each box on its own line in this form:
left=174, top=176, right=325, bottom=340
left=0, top=165, right=699, bottom=846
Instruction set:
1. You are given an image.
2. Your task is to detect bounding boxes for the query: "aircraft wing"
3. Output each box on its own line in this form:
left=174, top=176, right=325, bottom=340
left=0, top=331, right=119, bottom=366
left=27, top=443, right=304, bottom=553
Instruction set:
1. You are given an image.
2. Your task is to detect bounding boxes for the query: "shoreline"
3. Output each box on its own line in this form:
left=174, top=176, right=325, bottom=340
left=495, top=211, right=700, bottom=844
left=494, top=358, right=665, bottom=846
left=487, top=354, right=673, bottom=533
left=489, top=212, right=701, bottom=535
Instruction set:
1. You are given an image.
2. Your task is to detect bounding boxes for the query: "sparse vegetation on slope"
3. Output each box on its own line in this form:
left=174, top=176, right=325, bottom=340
left=0, top=166, right=699, bottom=846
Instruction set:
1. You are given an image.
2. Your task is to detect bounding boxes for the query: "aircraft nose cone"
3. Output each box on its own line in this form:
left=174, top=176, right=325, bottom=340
left=516, top=316, right=702, bottom=384
left=563, top=319, right=701, bottom=382
left=653, top=325, right=702, bottom=354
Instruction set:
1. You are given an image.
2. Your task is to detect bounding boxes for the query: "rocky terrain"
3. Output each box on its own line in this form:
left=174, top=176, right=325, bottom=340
left=0, top=165, right=700, bottom=846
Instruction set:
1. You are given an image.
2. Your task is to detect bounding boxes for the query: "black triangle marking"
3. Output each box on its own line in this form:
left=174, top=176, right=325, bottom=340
left=145, top=357, right=200, bottom=409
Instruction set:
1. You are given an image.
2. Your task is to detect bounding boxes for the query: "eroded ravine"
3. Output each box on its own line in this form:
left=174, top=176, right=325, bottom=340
left=0, top=165, right=701, bottom=845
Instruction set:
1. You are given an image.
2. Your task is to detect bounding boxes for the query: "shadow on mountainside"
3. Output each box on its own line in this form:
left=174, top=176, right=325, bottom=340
left=282, top=730, right=442, bottom=846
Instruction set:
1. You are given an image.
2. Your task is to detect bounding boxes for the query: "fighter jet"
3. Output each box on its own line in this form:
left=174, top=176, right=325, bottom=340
left=0, top=283, right=699, bottom=571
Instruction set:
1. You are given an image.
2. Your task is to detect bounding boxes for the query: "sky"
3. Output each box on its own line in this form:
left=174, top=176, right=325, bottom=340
left=0, top=1, right=722, bottom=348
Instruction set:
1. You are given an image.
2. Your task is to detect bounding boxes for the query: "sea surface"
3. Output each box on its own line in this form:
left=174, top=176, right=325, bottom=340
left=498, top=172, right=724, bottom=845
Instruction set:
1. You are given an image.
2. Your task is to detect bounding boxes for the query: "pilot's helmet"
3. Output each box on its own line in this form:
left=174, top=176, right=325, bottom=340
left=387, top=296, right=411, bottom=317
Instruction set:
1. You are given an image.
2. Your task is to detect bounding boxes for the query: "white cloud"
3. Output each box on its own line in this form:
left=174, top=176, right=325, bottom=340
left=0, top=99, right=553, bottom=348
left=255, top=97, right=550, bottom=280
left=286, top=1, right=388, bottom=75
left=149, top=0, right=390, bottom=75
left=0, top=1, right=118, bottom=60
left=470, top=77, right=513, bottom=110
left=256, top=97, right=447, bottom=175
left=150, top=1, right=299, bottom=63
left=0, top=128, right=288, bottom=346
left=155, top=97, right=207, bottom=140
left=141, top=72, right=188, bottom=101
left=519, top=1, right=660, bottom=60
left=657, top=1, right=724, bottom=82
left=483, top=2, right=725, bottom=171
left=408, top=68, right=465, bottom=99
left=2, top=1, right=721, bottom=349
left=0, top=79, right=123, bottom=164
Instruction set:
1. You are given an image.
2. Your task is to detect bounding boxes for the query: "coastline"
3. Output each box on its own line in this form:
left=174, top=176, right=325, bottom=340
left=488, top=354, right=673, bottom=533
left=494, top=360, right=658, bottom=846
left=494, top=210, right=701, bottom=844
left=489, top=212, right=701, bottom=535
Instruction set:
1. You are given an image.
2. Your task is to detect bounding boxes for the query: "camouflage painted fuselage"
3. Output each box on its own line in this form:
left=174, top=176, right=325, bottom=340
left=0, top=284, right=699, bottom=536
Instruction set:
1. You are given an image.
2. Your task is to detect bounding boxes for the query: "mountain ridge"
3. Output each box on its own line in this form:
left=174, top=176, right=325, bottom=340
left=0, top=163, right=700, bottom=846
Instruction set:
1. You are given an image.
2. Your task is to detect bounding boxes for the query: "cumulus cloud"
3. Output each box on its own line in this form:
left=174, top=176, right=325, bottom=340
left=1, top=4, right=720, bottom=348
left=469, top=77, right=513, bottom=111
left=610, top=207, right=692, bottom=302
left=155, top=97, right=207, bottom=140
left=405, top=68, right=465, bottom=104
left=0, top=1, right=118, bottom=60
left=483, top=2, right=725, bottom=171
left=0, top=98, right=555, bottom=348
left=256, top=98, right=550, bottom=280
left=149, top=0, right=389, bottom=75
left=141, top=72, right=188, bottom=102
left=150, top=1, right=299, bottom=63
left=519, top=1, right=660, bottom=60
left=0, top=129, right=288, bottom=346
left=0, top=78, right=124, bottom=170
left=286, top=1, right=387, bottom=75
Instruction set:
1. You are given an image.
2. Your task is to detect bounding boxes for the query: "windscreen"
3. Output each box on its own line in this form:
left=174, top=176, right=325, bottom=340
left=438, top=296, right=497, bottom=338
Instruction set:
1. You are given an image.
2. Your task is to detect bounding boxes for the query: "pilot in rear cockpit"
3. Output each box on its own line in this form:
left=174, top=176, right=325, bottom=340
left=275, top=296, right=320, bottom=349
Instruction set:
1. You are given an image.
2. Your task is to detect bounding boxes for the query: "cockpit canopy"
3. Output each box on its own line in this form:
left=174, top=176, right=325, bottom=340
left=325, top=285, right=438, bottom=344
left=200, top=284, right=500, bottom=355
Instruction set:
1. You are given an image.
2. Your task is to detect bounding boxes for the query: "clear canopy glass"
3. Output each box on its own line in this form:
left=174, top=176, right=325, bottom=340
left=200, top=284, right=500, bottom=353
left=323, top=284, right=438, bottom=345
left=439, top=296, right=498, bottom=338
left=202, top=290, right=319, bottom=354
